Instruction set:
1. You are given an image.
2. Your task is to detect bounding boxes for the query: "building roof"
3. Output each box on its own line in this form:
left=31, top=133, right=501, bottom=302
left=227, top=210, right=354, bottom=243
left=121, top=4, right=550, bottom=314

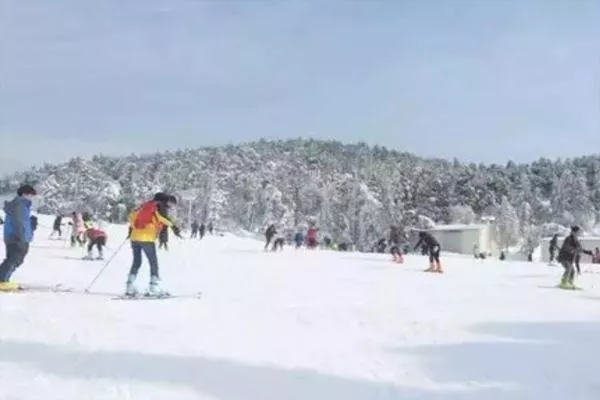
left=427, top=224, right=489, bottom=231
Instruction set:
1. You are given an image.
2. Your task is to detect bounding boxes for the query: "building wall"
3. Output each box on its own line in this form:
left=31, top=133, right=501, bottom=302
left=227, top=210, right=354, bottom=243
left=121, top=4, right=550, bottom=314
left=540, top=237, right=600, bottom=263
left=425, top=224, right=499, bottom=257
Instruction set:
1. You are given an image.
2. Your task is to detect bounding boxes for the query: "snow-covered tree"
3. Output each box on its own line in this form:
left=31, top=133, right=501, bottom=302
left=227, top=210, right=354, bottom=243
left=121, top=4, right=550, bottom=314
left=496, top=196, right=520, bottom=249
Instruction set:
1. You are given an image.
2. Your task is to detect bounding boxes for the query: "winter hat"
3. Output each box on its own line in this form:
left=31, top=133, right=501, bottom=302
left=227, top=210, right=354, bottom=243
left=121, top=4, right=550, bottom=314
left=153, top=192, right=170, bottom=203
left=17, top=184, right=36, bottom=196
left=571, top=226, right=581, bottom=233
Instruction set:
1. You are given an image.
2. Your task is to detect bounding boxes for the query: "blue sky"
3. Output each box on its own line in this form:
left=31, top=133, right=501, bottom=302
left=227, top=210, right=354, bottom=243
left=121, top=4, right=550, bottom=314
left=1, top=0, right=599, bottom=174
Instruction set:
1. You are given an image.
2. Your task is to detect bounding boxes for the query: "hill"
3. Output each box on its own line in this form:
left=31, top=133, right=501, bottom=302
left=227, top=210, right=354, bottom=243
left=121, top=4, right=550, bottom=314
left=2, top=138, right=600, bottom=250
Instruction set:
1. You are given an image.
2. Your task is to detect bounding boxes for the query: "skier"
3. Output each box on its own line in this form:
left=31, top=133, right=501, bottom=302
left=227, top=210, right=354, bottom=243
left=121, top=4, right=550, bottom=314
left=199, top=223, right=206, bottom=239
left=69, top=212, right=85, bottom=247
left=557, top=226, right=592, bottom=289
left=272, top=234, right=285, bottom=251
left=549, top=234, right=559, bottom=265
left=190, top=221, right=199, bottom=239
left=50, top=214, right=63, bottom=238
left=84, top=226, right=107, bottom=260
left=414, top=231, right=442, bottom=273
left=82, top=212, right=94, bottom=229
left=0, top=185, right=37, bottom=291
left=265, top=224, right=276, bottom=251
left=30, top=215, right=38, bottom=238
left=306, top=225, right=318, bottom=249
left=389, top=225, right=404, bottom=264
left=125, top=192, right=182, bottom=296
left=158, top=225, right=169, bottom=250
left=207, top=221, right=214, bottom=235
left=294, top=230, right=304, bottom=249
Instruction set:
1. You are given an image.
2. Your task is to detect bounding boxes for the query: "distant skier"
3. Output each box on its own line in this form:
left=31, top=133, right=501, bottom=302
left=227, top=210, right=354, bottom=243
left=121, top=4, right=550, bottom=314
left=158, top=225, right=169, bottom=250
left=125, top=192, right=182, bottom=296
left=69, top=212, right=85, bottom=247
left=0, top=185, right=37, bottom=291
left=208, top=221, right=214, bottom=235
left=50, top=214, right=63, bottom=238
left=414, top=231, right=442, bottom=273
left=265, top=224, right=276, bottom=251
left=272, top=234, right=285, bottom=251
left=549, top=234, right=559, bottom=265
left=84, top=227, right=107, bottom=260
left=557, top=226, right=592, bottom=290
left=190, top=221, right=199, bottom=239
left=389, top=225, right=404, bottom=264
left=294, top=230, right=304, bottom=249
left=199, top=223, right=206, bottom=239
left=306, top=226, right=318, bottom=249
left=30, top=215, right=38, bottom=238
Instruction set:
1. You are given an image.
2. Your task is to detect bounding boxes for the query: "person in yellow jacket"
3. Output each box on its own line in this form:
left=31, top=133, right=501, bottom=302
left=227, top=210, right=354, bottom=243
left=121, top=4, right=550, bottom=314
left=125, top=192, right=182, bottom=296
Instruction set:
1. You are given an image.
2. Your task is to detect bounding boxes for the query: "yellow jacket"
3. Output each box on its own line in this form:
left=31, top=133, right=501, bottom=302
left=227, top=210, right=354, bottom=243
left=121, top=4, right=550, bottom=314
left=128, top=204, right=173, bottom=243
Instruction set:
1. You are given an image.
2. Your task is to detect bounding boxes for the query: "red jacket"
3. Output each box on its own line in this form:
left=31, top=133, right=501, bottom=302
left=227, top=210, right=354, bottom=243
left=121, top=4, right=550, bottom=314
left=307, top=227, right=318, bottom=240
left=86, top=228, right=107, bottom=241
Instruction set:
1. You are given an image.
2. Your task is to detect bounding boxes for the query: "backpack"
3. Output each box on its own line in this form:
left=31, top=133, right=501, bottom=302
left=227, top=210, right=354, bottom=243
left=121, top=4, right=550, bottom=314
left=134, top=201, right=158, bottom=229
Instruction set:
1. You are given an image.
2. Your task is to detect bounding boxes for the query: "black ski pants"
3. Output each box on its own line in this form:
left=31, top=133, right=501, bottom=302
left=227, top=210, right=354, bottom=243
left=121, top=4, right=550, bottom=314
left=88, top=237, right=106, bottom=254
left=429, top=245, right=441, bottom=263
left=0, top=242, right=30, bottom=282
left=129, top=241, right=159, bottom=279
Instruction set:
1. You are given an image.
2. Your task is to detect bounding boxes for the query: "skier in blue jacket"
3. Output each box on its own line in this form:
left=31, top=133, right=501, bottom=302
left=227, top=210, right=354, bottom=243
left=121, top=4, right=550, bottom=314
left=0, top=184, right=37, bottom=291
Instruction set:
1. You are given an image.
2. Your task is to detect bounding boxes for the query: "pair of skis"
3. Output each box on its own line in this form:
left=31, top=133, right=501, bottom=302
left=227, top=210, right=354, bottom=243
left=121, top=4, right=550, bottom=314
left=10, top=283, right=201, bottom=300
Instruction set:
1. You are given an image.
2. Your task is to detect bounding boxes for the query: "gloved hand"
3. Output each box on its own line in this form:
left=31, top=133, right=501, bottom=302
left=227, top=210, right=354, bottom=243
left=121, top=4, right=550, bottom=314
left=172, top=225, right=182, bottom=238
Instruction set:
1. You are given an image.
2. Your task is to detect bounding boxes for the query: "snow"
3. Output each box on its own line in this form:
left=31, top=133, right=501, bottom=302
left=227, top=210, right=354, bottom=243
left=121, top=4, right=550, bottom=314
left=2, top=215, right=600, bottom=399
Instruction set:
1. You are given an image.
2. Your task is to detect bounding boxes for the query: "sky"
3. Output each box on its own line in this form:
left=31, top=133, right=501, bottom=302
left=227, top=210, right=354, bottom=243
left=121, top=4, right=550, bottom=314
left=1, top=0, right=599, bottom=174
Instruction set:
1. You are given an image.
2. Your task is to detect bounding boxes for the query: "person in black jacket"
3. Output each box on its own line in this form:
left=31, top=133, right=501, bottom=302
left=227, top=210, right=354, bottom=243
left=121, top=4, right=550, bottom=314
left=557, top=226, right=592, bottom=289
left=264, top=224, right=276, bottom=251
left=50, top=214, right=63, bottom=238
left=414, top=231, right=442, bottom=273
left=158, top=225, right=169, bottom=250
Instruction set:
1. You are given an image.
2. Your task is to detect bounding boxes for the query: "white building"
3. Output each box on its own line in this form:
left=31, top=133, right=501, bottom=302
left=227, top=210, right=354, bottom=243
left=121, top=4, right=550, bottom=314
left=425, top=224, right=498, bottom=256
left=540, top=236, right=600, bottom=263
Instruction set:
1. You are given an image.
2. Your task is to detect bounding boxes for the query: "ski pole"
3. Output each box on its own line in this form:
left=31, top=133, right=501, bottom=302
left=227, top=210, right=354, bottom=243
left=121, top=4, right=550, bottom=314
left=84, top=239, right=128, bottom=292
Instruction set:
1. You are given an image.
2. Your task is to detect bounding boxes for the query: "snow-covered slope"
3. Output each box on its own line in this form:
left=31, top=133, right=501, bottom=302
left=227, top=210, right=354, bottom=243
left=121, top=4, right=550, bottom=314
left=1, top=216, right=600, bottom=400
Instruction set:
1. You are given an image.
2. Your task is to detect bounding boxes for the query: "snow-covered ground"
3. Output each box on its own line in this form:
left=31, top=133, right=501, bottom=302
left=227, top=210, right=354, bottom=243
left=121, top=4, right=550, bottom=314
left=2, top=216, right=600, bottom=400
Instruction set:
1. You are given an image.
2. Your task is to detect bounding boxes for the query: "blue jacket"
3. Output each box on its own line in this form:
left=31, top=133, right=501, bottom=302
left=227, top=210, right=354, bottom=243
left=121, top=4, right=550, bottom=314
left=3, top=196, right=33, bottom=243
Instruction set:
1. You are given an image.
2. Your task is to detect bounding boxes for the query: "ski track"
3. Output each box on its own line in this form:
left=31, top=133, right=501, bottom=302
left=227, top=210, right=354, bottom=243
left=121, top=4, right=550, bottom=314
left=2, top=216, right=600, bottom=399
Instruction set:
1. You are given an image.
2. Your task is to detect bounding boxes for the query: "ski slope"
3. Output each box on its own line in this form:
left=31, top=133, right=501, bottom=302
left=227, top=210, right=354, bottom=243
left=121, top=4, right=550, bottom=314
left=2, top=216, right=600, bottom=400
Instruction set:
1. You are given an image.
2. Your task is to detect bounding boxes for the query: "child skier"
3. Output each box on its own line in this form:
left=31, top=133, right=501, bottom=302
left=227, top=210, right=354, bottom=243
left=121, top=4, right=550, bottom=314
left=84, top=227, right=107, bottom=260
left=557, top=226, right=592, bottom=289
left=126, top=192, right=182, bottom=296
left=414, top=231, right=442, bottom=273
left=69, top=212, right=85, bottom=247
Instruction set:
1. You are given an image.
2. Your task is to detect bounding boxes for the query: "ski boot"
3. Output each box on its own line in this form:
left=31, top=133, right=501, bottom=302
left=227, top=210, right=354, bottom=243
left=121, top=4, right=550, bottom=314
left=146, top=276, right=170, bottom=298
left=0, top=281, right=19, bottom=292
left=96, top=251, right=104, bottom=261
left=125, top=274, right=139, bottom=297
left=559, top=277, right=575, bottom=290
left=424, top=262, right=435, bottom=272
left=83, top=252, right=94, bottom=260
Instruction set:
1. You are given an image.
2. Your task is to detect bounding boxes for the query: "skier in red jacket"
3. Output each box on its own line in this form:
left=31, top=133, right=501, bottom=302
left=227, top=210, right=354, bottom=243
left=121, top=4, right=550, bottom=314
left=84, top=227, right=107, bottom=260
left=306, top=226, right=318, bottom=249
